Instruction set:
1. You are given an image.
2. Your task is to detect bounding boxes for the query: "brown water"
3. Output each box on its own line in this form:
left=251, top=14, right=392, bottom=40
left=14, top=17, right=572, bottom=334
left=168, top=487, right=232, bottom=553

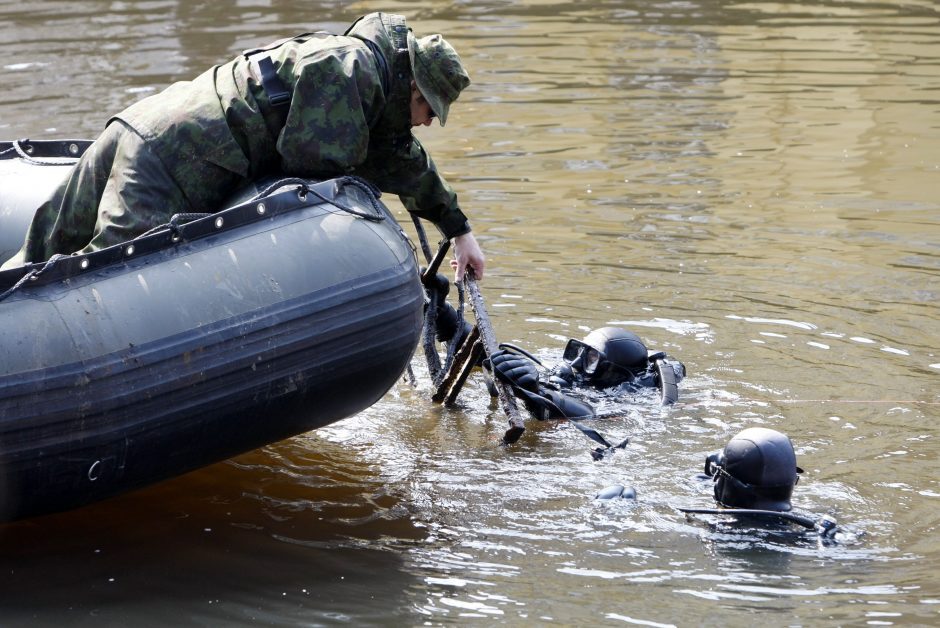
left=2, top=0, right=939, bottom=625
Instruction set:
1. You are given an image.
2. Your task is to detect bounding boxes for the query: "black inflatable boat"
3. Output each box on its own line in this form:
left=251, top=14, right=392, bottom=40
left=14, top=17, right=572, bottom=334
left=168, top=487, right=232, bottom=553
left=0, top=139, right=424, bottom=521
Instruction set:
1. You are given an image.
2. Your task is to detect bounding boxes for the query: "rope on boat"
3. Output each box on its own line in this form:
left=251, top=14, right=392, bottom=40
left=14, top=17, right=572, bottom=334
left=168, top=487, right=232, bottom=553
left=2, top=139, right=79, bottom=166
left=146, top=177, right=388, bottom=241
left=272, top=176, right=386, bottom=222
left=411, top=215, right=434, bottom=263
left=0, top=254, right=70, bottom=303
left=136, top=176, right=388, bottom=242
left=135, top=212, right=213, bottom=240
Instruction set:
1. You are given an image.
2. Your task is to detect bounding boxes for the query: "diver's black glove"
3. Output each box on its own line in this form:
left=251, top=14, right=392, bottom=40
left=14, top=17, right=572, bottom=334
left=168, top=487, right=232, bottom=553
left=548, top=363, right=575, bottom=388
left=672, top=359, right=687, bottom=382
left=490, top=350, right=539, bottom=393
left=423, top=272, right=472, bottom=346
left=423, top=271, right=451, bottom=301
left=435, top=301, right=472, bottom=345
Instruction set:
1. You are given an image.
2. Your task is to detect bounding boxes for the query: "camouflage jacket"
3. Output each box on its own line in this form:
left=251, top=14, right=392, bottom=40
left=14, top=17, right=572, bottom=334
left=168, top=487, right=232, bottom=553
left=114, top=12, right=470, bottom=238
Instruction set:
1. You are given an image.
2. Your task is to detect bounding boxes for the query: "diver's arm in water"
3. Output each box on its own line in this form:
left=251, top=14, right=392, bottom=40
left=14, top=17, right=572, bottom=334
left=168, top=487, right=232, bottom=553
left=434, top=297, right=473, bottom=346
left=615, top=352, right=686, bottom=405
left=490, top=350, right=595, bottom=420
left=678, top=507, right=839, bottom=538
left=424, top=272, right=473, bottom=346
left=423, top=279, right=590, bottom=421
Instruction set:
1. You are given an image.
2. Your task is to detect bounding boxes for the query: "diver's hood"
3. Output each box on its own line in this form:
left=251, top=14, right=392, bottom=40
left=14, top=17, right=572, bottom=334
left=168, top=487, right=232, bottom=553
left=708, top=427, right=803, bottom=512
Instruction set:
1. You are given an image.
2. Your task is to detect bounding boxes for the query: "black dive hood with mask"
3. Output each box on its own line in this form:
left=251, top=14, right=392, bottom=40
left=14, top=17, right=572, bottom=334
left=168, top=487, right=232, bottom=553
left=705, top=427, right=803, bottom=512
left=553, top=326, right=685, bottom=404
left=563, top=326, right=649, bottom=389
left=681, top=428, right=840, bottom=537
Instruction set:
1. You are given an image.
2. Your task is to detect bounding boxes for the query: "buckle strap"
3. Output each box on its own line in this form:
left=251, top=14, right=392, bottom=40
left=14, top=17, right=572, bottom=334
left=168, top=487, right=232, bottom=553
left=384, top=14, right=409, bottom=51
left=243, top=32, right=329, bottom=112
left=256, top=55, right=291, bottom=110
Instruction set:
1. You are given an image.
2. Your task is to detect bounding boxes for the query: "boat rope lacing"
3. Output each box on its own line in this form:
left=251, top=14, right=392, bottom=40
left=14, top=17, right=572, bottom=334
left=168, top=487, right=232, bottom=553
left=135, top=176, right=388, bottom=242
left=1, top=175, right=391, bottom=301
left=250, top=176, right=386, bottom=222
left=0, top=254, right=70, bottom=303
left=412, top=215, right=435, bottom=262
left=135, top=212, right=214, bottom=240
left=0, top=139, right=79, bottom=166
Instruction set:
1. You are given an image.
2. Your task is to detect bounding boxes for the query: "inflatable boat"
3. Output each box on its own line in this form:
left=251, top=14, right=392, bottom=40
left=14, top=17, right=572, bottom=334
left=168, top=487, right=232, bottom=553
left=0, top=139, right=425, bottom=521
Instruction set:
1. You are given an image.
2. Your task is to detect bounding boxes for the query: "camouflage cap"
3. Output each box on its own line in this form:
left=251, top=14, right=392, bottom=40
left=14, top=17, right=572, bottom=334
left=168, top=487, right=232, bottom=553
left=407, top=32, right=470, bottom=126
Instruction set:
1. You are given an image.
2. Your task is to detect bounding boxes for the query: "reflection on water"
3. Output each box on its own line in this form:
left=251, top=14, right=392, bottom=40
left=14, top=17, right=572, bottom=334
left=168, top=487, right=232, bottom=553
left=1, top=0, right=939, bottom=624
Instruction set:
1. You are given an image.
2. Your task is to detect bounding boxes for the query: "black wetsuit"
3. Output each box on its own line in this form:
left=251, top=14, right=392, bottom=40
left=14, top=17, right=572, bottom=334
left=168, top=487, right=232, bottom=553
left=490, top=347, right=686, bottom=420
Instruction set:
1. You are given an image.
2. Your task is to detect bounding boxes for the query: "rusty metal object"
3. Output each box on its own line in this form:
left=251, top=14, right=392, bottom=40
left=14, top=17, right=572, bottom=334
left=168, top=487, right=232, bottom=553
left=432, top=326, right=482, bottom=403
left=463, top=271, right=525, bottom=444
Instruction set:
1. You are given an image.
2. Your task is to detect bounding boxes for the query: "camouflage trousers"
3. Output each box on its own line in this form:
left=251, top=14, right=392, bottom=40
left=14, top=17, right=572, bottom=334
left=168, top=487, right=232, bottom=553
left=2, top=120, right=190, bottom=268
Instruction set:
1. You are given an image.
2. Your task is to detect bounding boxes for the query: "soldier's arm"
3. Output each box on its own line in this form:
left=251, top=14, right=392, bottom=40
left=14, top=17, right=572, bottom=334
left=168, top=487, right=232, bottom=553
left=361, top=137, right=470, bottom=239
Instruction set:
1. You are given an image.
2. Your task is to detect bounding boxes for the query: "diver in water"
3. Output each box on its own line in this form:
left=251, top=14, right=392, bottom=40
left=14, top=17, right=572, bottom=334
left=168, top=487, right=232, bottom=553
left=425, top=274, right=684, bottom=454
left=679, top=427, right=839, bottom=538
left=484, top=326, right=687, bottom=421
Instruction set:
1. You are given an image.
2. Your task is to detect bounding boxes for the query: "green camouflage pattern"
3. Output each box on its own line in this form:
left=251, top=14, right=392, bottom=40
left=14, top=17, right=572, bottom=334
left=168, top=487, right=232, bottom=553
left=346, top=13, right=414, bottom=148
left=4, top=12, right=469, bottom=267
left=408, top=33, right=471, bottom=126
left=1, top=120, right=200, bottom=268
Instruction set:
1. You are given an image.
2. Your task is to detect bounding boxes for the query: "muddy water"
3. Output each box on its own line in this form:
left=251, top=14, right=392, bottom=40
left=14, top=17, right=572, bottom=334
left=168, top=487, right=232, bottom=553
left=1, top=0, right=938, bottom=625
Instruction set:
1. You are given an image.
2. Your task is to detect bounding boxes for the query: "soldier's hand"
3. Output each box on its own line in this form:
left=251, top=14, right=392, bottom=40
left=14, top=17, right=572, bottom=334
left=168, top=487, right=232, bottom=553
left=451, top=232, right=485, bottom=282
left=491, top=350, right=539, bottom=392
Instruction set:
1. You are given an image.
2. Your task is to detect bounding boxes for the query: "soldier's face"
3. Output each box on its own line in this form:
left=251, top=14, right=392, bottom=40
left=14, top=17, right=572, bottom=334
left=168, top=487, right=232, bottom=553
left=410, top=82, right=437, bottom=127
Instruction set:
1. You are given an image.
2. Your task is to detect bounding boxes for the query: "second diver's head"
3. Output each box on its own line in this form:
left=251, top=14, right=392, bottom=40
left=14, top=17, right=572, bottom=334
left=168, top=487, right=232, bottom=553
left=704, top=427, right=803, bottom=512
left=561, top=326, right=649, bottom=389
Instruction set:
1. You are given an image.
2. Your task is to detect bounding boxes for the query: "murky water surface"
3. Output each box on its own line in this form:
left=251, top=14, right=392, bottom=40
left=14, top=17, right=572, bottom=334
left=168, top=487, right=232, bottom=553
left=1, top=0, right=938, bottom=625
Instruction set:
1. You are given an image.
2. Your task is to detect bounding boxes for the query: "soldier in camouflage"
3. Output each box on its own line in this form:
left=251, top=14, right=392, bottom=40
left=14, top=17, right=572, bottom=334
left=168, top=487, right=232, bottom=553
left=2, top=12, right=485, bottom=280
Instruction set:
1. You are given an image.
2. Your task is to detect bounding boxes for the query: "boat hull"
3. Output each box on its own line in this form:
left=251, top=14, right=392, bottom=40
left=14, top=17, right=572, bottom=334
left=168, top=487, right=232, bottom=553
left=0, top=141, right=423, bottom=520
